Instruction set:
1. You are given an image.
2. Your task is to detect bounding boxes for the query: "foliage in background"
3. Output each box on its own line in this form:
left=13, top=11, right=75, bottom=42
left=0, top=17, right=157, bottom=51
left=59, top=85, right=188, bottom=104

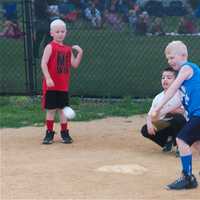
left=0, top=96, right=151, bottom=128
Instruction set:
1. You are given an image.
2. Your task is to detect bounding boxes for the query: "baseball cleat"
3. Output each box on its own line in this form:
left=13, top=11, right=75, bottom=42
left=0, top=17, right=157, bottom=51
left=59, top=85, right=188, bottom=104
left=42, top=130, right=55, bottom=144
left=165, top=172, right=198, bottom=190
left=60, top=130, right=73, bottom=144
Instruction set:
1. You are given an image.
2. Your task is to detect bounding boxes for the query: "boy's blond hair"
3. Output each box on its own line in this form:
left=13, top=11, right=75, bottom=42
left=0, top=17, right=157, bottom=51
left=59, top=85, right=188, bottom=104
left=165, top=40, right=188, bottom=57
left=50, top=19, right=66, bottom=31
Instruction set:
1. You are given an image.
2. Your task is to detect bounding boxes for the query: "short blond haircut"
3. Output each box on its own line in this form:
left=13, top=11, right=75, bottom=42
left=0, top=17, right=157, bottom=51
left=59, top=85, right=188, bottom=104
left=50, top=19, right=66, bottom=31
left=165, top=40, right=188, bottom=57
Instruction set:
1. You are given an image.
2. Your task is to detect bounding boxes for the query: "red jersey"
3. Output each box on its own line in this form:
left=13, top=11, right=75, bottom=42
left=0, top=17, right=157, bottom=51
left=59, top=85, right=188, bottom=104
left=43, top=41, right=72, bottom=92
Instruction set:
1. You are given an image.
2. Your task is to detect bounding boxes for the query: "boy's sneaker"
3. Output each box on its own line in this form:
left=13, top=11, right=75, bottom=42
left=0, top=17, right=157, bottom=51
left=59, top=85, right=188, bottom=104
left=165, top=172, right=198, bottom=190
left=60, top=130, right=73, bottom=144
left=42, top=130, right=55, bottom=144
left=162, top=136, right=173, bottom=152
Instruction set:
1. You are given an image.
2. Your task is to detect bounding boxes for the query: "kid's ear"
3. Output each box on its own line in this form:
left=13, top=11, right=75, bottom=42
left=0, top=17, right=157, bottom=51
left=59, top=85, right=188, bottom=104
left=50, top=31, right=53, bottom=37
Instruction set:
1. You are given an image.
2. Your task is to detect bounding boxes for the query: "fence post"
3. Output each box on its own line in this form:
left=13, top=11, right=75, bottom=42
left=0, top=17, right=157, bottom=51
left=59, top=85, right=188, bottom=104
left=24, top=0, right=35, bottom=95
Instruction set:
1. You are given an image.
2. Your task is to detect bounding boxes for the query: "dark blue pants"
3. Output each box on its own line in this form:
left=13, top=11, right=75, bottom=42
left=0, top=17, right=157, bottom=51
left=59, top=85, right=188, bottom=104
left=177, top=116, right=200, bottom=146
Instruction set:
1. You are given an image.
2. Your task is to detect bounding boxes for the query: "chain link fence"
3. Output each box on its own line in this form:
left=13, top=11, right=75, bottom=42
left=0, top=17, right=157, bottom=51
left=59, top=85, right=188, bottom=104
left=0, top=0, right=27, bottom=94
left=0, top=0, right=200, bottom=98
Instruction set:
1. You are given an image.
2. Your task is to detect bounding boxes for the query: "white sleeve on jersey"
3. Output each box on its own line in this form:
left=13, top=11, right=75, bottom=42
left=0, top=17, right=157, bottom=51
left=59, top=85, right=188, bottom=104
left=148, top=90, right=184, bottom=119
left=148, top=92, right=164, bottom=116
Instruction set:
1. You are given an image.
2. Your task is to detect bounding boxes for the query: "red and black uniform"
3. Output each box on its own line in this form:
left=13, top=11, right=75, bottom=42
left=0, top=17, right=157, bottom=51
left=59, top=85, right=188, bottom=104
left=42, top=41, right=72, bottom=109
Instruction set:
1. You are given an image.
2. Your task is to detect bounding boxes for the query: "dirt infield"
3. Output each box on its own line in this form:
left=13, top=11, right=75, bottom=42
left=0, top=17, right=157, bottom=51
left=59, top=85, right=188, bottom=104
left=1, top=115, right=200, bottom=200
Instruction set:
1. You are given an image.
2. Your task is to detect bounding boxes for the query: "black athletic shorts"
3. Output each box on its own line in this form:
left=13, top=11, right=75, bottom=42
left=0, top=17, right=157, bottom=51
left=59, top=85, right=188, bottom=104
left=177, top=116, right=200, bottom=146
left=45, top=90, right=69, bottom=109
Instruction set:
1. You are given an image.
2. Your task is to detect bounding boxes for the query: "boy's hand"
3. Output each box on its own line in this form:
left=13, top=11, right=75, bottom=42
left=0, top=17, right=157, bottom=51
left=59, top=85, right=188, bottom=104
left=147, top=123, right=156, bottom=135
left=72, top=45, right=83, bottom=54
left=46, top=78, right=54, bottom=88
left=147, top=115, right=157, bottom=135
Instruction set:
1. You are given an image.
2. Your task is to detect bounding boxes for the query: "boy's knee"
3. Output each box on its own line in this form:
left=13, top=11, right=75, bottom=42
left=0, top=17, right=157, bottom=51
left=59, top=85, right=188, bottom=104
left=176, top=137, right=188, bottom=146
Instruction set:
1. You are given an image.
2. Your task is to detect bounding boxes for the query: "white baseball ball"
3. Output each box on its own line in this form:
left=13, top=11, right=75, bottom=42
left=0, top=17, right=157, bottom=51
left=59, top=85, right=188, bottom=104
left=63, top=106, right=76, bottom=119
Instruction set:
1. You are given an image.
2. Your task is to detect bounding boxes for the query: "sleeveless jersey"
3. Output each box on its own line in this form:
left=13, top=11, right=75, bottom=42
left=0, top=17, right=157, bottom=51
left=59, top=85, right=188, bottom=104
left=43, top=41, right=72, bottom=92
left=180, top=61, right=200, bottom=118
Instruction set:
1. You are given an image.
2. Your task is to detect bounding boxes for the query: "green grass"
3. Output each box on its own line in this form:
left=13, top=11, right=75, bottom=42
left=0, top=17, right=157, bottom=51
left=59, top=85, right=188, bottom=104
left=0, top=96, right=151, bottom=128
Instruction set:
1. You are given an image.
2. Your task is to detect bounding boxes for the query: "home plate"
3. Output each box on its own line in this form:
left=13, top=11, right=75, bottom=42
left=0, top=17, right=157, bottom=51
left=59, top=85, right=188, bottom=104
left=96, top=164, right=147, bottom=175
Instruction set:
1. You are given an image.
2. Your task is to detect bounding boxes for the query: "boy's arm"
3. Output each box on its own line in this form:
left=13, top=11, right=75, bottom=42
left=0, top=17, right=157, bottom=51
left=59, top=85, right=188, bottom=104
left=71, top=45, right=83, bottom=68
left=153, top=66, right=193, bottom=113
left=146, top=114, right=156, bottom=135
left=146, top=98, right=157, bottom=135
left=159, top=92, right=182, bottom=117
left=41, top=44, right=54, bottom=87
left=170, top=106, right=185, bottom=115
left=159, top=104, right=183, bottom=116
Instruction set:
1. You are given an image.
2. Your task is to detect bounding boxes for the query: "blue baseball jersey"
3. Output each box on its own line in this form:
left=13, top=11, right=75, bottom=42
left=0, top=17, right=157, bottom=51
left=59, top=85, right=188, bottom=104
left=180, top=61, right=200, bottom=119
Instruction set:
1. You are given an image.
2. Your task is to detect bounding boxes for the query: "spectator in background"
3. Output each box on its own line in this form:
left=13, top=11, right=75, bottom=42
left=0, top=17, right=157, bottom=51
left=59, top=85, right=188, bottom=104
left=84, top=2, right=102, bottom=28
left=135, top=11, right=149, bottom=35
left=103, top=9, right=124, bottom=31
left=149, top=17, right=165, bottom=36
left=48, top=4, right=60, bottom=21
left=58, top=1, right=79, bottom=23
left=117, top=0, right=129, bottom=22
left=0, top=20, right=24, bottom=39
left=132, top=1, right=141, bottom=15
left=128, top=9, right=137, bottom=31
left=110, top=0, right=118, bottom=13
left=92, top=0, right=105, bottom=11
left=177, top=16, right=198, bottom=34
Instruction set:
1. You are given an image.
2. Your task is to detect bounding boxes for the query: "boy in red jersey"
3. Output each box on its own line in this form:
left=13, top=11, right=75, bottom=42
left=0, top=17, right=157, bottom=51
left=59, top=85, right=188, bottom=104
left=41, top=19, right=83, bottom=144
